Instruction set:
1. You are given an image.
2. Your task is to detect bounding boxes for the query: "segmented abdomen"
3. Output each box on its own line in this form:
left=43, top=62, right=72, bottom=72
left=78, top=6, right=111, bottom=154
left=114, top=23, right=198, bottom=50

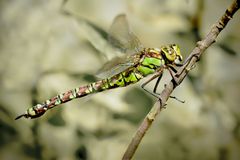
left=25, top=52, right=164, bottom=118
left=27, top=68, right=144, bottom=118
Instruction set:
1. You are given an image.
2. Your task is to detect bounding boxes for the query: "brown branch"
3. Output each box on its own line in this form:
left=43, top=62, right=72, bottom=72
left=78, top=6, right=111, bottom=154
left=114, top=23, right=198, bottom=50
left=122, top=0, right=240, bottom=159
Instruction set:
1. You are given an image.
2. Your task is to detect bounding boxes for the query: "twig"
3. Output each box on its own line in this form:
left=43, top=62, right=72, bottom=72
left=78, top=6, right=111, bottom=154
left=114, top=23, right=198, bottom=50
left=122, top=0, right=240, bottom=159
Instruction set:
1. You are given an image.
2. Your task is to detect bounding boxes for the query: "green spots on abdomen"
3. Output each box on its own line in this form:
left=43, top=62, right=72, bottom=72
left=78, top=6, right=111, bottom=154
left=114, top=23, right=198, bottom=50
left=107, top=70, right=143, bottom=88
left=55, top=95, right=62, bottom=105
left=123, top=72, right=139, bottom=83
left=112, top=74, right=125, bottom=87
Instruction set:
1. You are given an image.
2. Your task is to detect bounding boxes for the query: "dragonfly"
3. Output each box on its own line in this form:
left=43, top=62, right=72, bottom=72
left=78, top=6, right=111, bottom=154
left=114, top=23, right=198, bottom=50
left=15, top=14, right=184, bottom=120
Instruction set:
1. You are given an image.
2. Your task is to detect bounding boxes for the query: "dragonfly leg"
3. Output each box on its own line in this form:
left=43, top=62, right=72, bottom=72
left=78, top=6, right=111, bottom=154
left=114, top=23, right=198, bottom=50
left=175, top=53, right=200, bottom=77
left=153, top=75, right=162, bottom=94
left=169, top=95, right=185, bottom=103
left=162, top=70, right=185, bottom=103
left=141, top=70, right=185, bottom=104
left=184, top=52, right=200, bottom=65
left=166, top=65, right=180, bottom=86
left=162, top=84, right=185, bottom=103
left=141, top=72, right=163, bottom=98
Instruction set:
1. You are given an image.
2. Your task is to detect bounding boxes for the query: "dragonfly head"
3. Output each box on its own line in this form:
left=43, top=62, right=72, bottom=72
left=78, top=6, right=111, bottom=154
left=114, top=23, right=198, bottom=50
left=161, top=44, right=183, bottom=65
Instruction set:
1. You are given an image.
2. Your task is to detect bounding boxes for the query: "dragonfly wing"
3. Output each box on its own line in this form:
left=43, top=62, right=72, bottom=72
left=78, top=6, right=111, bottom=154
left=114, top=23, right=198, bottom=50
left=97, top=14, right=143, bottom=79
left=108, top=14, right=143, bottom=55
left=96, top=54, right=138, bottom=79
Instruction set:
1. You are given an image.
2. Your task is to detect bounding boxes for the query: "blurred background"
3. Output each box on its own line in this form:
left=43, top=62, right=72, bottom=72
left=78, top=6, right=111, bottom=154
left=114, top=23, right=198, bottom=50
left=0, top=0, right=240, bottom=160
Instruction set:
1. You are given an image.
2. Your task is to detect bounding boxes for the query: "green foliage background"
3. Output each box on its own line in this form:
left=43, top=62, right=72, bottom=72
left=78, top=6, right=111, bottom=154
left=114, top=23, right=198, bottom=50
left=0, top=0, right=240, bottom=160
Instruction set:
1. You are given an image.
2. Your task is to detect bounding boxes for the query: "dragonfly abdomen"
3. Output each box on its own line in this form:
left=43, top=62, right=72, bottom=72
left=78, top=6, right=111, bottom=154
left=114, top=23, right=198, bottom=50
left=17, top=80, right=111, bottom=119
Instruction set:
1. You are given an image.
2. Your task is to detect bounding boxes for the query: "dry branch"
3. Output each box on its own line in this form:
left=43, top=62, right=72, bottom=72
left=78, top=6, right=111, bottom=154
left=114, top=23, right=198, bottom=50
left=122, top=0, right=240, bottom=159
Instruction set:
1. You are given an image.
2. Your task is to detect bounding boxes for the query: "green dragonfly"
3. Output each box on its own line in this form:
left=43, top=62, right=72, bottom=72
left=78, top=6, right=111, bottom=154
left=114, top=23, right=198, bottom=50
left=15, top=14, right=184, bottom=120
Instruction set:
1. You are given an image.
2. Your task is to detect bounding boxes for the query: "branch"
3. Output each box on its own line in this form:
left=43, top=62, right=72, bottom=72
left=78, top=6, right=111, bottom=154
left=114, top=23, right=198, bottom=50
left=122, top=0, right=240, bottom=159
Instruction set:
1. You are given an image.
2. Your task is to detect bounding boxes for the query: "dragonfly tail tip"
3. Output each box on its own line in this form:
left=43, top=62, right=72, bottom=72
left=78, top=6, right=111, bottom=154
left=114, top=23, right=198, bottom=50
left=15, top=113, right=28, bottom=120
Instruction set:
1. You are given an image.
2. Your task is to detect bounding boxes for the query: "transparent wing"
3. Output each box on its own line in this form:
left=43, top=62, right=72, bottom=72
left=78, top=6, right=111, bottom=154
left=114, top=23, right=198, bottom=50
left=96, top=54, right=139, bottom=79
left=97, top=14, right=143, bottom=79
left=108, top=14, right=143, bottom=55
